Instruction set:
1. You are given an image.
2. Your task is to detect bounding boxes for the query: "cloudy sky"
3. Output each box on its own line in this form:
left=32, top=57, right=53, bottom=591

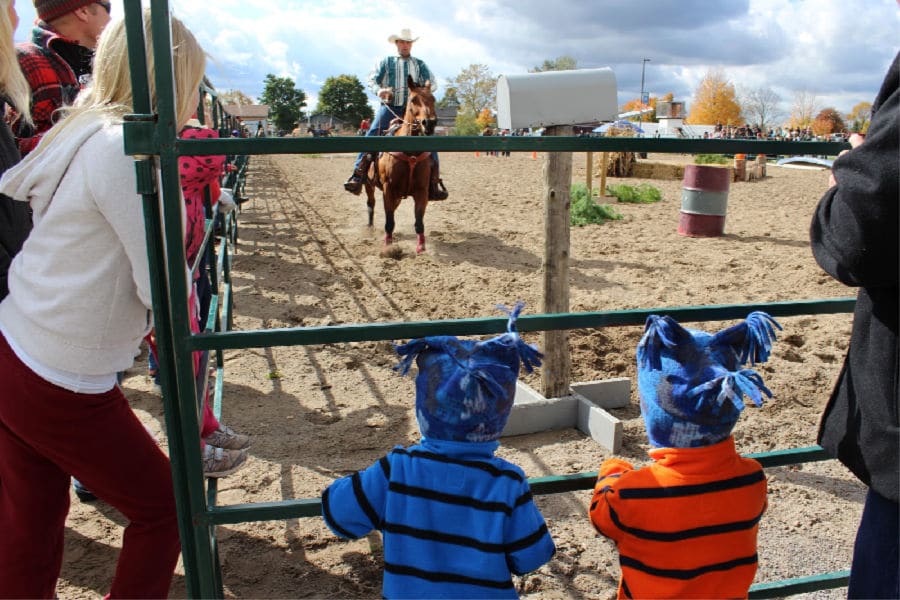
left=14, top=0, right=900, bottom=121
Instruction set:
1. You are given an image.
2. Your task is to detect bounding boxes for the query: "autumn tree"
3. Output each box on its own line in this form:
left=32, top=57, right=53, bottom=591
left=846, top=101, right=872, bottom=133
left=740, top=85, right=782, bottom=131
left=530, top=55, right=577, bottom=72
left=685, top=68, right=742, bottom=125
left=449, top=63, right=496, bottom=116
left=315, top=74, right=373, bottom=128
left=810, top=107, right=846, bottom=137
left=475, top=108, right=495, bottom=130
left=788, top=91, right=818, bottom=129
left=217, top=89, right=254, bottom=106
left=259, top=74, right=307, bottom=133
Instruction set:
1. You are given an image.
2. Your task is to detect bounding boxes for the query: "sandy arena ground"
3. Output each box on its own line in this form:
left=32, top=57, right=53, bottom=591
left=57, top=150, right=862, bottom=599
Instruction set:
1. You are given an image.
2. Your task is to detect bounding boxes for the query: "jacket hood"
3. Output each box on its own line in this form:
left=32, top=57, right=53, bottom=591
left=0, top=112, right=106, bottom=218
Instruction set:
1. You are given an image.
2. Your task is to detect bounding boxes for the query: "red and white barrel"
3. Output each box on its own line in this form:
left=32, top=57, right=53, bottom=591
left=677, top=164, right=731, bottom=237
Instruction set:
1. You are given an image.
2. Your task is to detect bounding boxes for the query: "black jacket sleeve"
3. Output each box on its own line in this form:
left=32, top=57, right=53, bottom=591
left=0, top=192, right=32, bottom=301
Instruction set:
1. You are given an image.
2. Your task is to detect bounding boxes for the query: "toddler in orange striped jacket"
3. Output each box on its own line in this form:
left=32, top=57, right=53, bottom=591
left=589, top=312, right=781, bottom=599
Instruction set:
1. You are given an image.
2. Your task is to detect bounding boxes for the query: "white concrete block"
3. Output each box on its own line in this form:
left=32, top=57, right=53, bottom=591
left=502, top=381, right=576, bottom=437
left=570, top=377, right=631, bottom=409
left=575, top=394, right=623, bottom=453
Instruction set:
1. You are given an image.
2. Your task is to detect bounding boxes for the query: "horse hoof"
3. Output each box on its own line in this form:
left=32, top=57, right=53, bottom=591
left=381, top=245, right=403, bottom=260
left=416, top=244, right=426, bottom=254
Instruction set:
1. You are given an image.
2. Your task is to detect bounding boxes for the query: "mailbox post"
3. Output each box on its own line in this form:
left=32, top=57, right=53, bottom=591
left=496, top=69, right=617, bottom=398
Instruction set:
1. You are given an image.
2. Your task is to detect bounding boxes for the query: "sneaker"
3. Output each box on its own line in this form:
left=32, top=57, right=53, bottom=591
left=203, top=424, right=251, bottom=450
left=73, top=478, right=96, bottom=503
left=429, top=180, right=448, bottom=201
left=203, top=446, right=248, bottom=478
left=344, top=175, right=363, bottom=195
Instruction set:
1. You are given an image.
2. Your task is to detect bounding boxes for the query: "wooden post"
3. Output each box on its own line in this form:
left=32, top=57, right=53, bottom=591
left=585, top=151, right=593, bottom=194
left=599, top=152, right=608, bottom=197
left=541, top=124, right=573, bottom=399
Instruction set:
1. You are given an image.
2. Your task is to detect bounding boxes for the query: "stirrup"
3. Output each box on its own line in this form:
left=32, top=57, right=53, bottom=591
left=429, top=179, right=448, bottom=201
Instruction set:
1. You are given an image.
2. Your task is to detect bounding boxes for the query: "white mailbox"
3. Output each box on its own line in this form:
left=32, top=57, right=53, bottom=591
left=496, top=67, right=618, bottom=130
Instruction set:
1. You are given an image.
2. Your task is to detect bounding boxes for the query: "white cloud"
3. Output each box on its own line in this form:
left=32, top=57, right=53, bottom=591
left=12, top=0, right=900, bottom=119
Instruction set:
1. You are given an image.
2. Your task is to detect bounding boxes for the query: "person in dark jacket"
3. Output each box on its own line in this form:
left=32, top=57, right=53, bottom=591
left=5, top=0, right=110, bottom=156
left=0, top=0, right=34, bottom=299
left=809, top=50, right=899, bottom=600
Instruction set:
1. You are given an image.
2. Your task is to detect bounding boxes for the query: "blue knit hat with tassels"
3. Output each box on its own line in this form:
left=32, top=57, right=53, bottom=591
left=637, top=311, right=781, bottom=448
left=395, top=302, right=543, bottom=443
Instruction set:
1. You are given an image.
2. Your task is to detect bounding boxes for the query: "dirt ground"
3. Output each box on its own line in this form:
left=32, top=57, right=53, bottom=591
left=57, top=150, right=863, bottom=599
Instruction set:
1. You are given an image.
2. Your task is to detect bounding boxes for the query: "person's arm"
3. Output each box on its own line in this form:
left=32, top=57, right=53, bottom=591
left=588, top=457, right=634, bottom=540
left=505, top=480, right=556, bottom=575
left=810, top=54, right=899, bottom=289
left=0, top=193, right=32, bottom=301
left=321, top=454, right=390, bottom=539
left=368, top=56, right=391, bottom=99
left=417, top=58, right=438, bottom=92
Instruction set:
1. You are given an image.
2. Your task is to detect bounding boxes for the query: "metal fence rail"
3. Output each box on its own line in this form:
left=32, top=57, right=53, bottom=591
left=124, top=2, right=855, bottom=597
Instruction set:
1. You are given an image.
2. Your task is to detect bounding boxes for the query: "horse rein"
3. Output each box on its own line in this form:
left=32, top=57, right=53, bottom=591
left=381, top=101, right=423, bottom=135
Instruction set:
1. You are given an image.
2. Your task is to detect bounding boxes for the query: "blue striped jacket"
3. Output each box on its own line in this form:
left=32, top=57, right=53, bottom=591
left=322, top=438, right=556, bottom=598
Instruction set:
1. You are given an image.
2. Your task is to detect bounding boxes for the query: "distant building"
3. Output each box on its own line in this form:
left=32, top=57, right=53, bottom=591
left=222, top=104, right=271, bottom=135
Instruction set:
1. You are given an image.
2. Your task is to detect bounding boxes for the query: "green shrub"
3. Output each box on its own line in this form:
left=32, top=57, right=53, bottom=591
left=605, top=183, right=662, bottom=204
left=695, top=153, right=730, bottom=165
left=570, top=183, right=623, bottom=226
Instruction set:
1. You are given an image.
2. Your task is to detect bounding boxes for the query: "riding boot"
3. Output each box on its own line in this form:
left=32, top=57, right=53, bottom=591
left=429, top=166, right=449, bottom=201
left=344, top=153, right=373, bottom=195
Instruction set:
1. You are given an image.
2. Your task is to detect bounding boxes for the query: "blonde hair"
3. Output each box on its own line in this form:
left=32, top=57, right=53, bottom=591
left=37, top=8, right=206, bottom=151
left=0, top=0, right=32, bottom=125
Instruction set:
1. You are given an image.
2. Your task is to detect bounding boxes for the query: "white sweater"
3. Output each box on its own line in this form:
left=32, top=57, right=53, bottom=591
left=0, top=115, right=155, bottom=375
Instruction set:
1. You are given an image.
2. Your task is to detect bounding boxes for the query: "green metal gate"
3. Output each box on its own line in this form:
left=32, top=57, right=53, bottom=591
left=123, top=2, right=854, bottom=597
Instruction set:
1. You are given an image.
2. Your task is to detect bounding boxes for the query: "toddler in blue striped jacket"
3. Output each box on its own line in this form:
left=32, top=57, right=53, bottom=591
left=321, top=302, right=556, bottom=598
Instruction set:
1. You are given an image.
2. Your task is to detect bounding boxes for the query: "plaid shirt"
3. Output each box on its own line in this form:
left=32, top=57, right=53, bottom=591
left=367, top=55, right=436, bottom=108
left=7, top=24, right=87, bottom=156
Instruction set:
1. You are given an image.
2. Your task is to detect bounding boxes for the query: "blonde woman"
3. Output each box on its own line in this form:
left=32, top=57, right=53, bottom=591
left=0, top=10, right=206, bottom=598
left=0, top=0, right=32, bottom=300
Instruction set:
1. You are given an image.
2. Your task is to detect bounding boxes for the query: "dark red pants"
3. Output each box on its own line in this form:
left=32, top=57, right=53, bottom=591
left=0, top=333, right=180, bottom=598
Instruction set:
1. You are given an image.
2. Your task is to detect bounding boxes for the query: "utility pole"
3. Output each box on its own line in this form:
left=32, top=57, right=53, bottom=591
left=639, top=58, right=651, bottom=113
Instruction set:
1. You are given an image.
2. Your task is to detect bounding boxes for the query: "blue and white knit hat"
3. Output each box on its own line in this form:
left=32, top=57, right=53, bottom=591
left=394, top=302, right=543, bottom=443
left=636, top=311, right=781, bottom=448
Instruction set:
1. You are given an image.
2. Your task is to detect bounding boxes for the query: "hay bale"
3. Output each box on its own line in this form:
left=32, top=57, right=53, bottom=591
left=628, top=162, right=685, bottom=180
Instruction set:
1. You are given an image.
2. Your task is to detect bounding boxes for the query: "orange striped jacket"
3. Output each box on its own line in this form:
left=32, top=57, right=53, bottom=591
left=589, top=436, right=767, bottom=599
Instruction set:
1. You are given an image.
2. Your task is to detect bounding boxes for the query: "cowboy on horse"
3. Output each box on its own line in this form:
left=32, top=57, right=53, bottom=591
left=344, top=28, right=448, bottom=201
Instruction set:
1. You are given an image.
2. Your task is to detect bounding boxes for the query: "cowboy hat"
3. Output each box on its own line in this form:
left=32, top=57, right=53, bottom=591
left=388, top=28, right=419, bottom=43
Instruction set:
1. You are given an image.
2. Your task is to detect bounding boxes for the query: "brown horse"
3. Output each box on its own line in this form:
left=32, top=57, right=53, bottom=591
left=364, top=76, right=437, bottom=255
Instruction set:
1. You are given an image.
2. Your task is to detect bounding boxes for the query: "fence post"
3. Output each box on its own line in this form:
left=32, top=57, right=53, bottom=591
left=541, top=124, right=573, bottom=398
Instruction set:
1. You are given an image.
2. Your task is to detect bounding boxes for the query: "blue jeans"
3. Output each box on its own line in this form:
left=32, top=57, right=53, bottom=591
left=848, top=488, right=899, bottom=599
left=353, top=103, right=439, bottom=173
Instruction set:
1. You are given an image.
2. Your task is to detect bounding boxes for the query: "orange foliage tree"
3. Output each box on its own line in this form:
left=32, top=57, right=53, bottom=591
left=685, top=68, right=742, bottom=125
left=475, top=108, right=496, bottom=131
left=847, top=101, right=872, bottom=133
left=810, top=108, right=847, bottom=137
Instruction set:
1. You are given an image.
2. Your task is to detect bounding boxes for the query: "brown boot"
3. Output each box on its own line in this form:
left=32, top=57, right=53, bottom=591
left=344, top=154, right=372, bottom=195
left=429, top=179, right=448, bottom=201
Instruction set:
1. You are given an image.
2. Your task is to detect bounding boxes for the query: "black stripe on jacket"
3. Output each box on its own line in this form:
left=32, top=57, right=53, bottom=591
left=620, top=552, right=759, bottom=580
left=382, top=521, right=550, bottom=554
left=617, top=470, right=765, bottom=499
left=608, top=504, right=766, bottom=541
left=392, top=448, right=525, bottom=481
left=384, top=562, right=514, bottom=590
